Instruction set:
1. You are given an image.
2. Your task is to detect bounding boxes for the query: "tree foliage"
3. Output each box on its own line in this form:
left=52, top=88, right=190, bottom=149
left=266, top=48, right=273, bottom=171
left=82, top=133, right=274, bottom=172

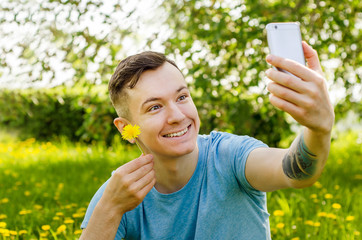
left=0, top=0, right=361, bottom=145
left=161, top=0, right=361, bottom=144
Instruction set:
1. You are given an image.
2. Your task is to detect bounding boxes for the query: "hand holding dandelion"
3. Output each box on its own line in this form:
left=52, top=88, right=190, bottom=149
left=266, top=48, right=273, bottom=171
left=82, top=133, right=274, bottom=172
left=122, top=124, right=143, bottom=154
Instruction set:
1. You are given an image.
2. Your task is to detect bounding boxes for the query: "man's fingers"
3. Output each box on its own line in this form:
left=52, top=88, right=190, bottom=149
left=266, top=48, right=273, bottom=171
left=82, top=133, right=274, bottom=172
left=131, top=169, right=156, bottom=194
left=302, top=41, right=323, bottom=73
left=117, top=154, right=153, bottom=174
left=265, top=68, right=309, bottom=93
left=266, top=54, right=322, bottom=82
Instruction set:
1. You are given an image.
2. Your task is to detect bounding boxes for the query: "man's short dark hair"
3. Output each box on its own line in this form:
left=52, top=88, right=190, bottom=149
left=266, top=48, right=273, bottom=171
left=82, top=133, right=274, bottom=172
left=109, top=51, right=179, bottom=119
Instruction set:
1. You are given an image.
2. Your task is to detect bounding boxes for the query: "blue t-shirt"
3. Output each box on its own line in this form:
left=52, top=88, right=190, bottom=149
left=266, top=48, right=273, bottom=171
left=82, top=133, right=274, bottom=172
left=81, top=131, right=270, bottom=239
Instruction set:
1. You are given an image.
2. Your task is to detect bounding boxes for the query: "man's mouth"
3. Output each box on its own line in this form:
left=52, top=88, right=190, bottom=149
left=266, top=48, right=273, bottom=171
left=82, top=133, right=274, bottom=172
left=163, top=125, right=190, bottom=138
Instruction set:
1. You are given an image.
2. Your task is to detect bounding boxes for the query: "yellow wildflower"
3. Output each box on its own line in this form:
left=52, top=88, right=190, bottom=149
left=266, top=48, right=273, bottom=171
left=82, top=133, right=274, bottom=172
left=354, top=231, right=360, bottom=236
left=122, top=124, right=141, bottom=141
left=313, top=181, right=322, bottom=188
left=9, top=230, right=17, bottom=236
left=72, top=212, right=85, bottom=218
left=0, top=222, right=6, bottom=228
left=74, top=229, right=83, bottom=235
left=1, top=198, right=9, bottom=204
left=41, top=225, right=51, bottom=231
left=332, top=203, right=341, bottom=209
left=313, top=222, right=321, bottom=227
left=64, top=219, right=74, bottom=224
left=56, top=212, right=64, bottom=216
left=324, top=193, right=333, bottom=199
left=305, top=220, right=314, bottom=226
left=273, top=210, right=284, bottom=217
left=18, top=230, right=28, bottom=235
left=0, top=214, right=6, bottom=220
left=24, top=191, right=31, bottom=196
left=318, top=212, right=327, bottom=217
left=326, top=213, right=337, bottom=219
left=346, top=216, right=355, bottom=221
left=276, top=223, right=284, bottom=229
left=291, top=238, right=300, bottom=240
left=56, top=224, right=66, bottom=234
left=309, top=194, right=317, bottom=199
left=53, top=216, right=60, bottom=221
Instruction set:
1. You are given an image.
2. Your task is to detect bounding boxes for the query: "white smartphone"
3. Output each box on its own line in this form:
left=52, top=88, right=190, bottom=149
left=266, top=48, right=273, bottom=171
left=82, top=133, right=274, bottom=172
left=266, top=22, right=305, bottom=76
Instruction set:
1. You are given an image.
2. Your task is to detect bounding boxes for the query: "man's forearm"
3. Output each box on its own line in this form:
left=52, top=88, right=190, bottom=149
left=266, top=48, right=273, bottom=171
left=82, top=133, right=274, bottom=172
left=282, top=127, right=331, bottom=188
left=80, top=199, right=124, bottom=240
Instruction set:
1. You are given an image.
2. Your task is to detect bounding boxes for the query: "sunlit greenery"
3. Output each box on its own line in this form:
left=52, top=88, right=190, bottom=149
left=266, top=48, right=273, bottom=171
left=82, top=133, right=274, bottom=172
left=0, top=130, right=361, bottom=239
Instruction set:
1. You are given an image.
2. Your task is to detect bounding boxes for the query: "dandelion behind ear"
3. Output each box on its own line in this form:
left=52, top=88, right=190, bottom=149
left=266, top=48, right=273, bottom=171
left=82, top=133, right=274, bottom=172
left=122, top=124, right=143, bottom=154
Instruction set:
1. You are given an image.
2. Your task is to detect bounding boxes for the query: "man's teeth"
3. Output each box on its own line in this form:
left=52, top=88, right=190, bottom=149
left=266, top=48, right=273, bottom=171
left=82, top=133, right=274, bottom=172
left=164, top=127, right=188, bottom=138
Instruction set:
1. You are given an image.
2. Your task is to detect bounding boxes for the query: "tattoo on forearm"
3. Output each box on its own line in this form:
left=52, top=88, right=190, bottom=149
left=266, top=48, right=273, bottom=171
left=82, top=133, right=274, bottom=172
left=282, top=134, right=317, bottom=180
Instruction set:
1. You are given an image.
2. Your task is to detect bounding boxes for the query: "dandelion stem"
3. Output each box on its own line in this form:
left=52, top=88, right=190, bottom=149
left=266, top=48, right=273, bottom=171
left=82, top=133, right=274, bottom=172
left=135, top=140, right=144, bottom=155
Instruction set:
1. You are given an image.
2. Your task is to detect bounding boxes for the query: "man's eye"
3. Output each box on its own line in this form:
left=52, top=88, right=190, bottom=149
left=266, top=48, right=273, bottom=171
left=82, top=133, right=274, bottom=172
left=178, top=95, right=187, bottom=101
left=149, top=105, right=160, bottom=112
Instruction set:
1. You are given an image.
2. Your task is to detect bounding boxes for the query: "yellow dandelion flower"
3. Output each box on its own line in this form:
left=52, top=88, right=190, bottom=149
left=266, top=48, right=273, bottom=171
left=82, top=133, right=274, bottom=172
left=18, top=230, right=27, bottom=235
left=291, top=238, right=300, bottom=240
left=56, top=212, right=64, bottom=216
left=39, top=232, right=48, bottom=237
left=354, top=231, right=360, bottom=236
left=313, top=222, right=321, bottom=227
left=24, top=191, right=31, bottom=196
left=1, top=198, right=9, bottom=204
left=122, top=124, right=141, bottom=141
left=0, top=214, right=6, bottom=220
left=276, top=223, right=284, bottom=229
left=53, top=216, right=60, bottom=221
left=34, top=205, right=43, bottom=210
left=346, top=216, right=354, bottom=221
left=309, top=194, right=317, bottom=199
left=324, top=193, right=333, bottom=199
left=332, top=203, right=341, bottom=209
left=41, top=225, right=51, bottom=231
left=72, top=212, right=85, bottom=218
left=273, top=210, right=284, bottom=217
left=318, top=212, right=327, bottom=217
left=305, top=220, right=314, bottom=226
left=313, top=181, right=322, bottom=188
left=74, top=229, right=83, bottom=235
left=334, top=185, right=340, bottom=190
left=326, top=213, right=337, bottom=219
left=56, top=224, right=66, bottom=233
left=64, top=219, right=74, bottom=224
left=9, top=230, right=17, bottom=236
left=0, top=222, right=7, bottom=228
left=0, top=229, right=10, bottom=236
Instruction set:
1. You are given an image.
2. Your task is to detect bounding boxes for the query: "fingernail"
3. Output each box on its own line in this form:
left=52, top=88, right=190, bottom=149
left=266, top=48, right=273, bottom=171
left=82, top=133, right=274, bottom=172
left=265, top=69, right=271, bottom=76
left=266, top=55, right=273, bottom=62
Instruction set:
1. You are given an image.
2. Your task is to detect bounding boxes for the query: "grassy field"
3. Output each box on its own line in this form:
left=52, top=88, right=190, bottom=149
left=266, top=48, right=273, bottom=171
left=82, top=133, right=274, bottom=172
left=0, top=130, right=361, bottom=239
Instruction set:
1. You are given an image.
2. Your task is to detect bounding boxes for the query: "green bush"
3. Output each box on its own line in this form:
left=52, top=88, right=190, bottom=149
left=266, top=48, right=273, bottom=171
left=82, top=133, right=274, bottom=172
left=0, top=86, right=117, bottom=144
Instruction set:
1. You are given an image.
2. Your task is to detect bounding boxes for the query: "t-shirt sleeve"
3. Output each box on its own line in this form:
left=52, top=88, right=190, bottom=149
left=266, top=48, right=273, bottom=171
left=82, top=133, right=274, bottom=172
left=211, top=131, right=268, bottom=194
left=80, top=177, right=126, bottom=239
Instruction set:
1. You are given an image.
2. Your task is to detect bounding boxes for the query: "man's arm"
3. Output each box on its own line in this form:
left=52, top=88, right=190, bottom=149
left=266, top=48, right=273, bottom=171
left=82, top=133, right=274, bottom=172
left=80, top=154, right=156, bottom=240
left=245, top=42, right=334, bottom=192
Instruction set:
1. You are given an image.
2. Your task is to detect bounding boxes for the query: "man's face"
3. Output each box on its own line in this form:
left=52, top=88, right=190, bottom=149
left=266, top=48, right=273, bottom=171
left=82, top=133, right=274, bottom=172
left=126, top=62, right=200, bottom=158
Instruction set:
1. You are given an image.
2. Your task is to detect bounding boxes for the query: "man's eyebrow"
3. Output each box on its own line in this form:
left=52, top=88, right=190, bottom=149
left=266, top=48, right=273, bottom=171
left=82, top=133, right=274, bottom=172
left=141, top=86, right=188, bottom=108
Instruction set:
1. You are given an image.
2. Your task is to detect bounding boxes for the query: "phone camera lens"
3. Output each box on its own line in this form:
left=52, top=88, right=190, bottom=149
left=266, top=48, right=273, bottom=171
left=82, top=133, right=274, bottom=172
left=274, top=25, right=278, bottom=29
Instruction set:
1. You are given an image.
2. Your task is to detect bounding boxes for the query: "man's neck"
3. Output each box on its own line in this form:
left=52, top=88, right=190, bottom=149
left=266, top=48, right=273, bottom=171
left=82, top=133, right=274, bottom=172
left=153, top=145, right=199, bottom=194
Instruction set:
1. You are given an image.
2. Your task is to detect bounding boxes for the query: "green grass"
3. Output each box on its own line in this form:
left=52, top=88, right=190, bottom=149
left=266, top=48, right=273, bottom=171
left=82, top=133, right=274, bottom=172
left=0, top=131, right=361, bottom=239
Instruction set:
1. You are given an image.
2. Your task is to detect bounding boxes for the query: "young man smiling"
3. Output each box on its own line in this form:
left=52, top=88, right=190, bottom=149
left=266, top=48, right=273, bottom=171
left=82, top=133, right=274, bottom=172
left=80, top=42, right=334, bottom=239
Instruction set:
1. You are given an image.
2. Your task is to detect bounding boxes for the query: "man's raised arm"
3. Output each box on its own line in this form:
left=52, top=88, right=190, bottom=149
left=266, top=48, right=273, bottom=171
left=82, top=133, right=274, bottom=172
left=244, top=42, right=334, bottom=192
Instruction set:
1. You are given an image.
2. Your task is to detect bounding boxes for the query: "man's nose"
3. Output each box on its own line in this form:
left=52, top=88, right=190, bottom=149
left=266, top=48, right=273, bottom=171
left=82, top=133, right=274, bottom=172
left=167, top=103, right=185, bottom=124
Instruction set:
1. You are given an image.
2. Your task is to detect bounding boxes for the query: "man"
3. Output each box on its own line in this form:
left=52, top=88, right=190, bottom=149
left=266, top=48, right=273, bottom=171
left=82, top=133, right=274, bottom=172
left=80, top=41, right=334, bottom=239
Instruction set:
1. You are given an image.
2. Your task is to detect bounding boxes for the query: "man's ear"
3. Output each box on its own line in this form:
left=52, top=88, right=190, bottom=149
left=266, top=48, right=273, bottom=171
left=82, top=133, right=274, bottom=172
left=113, top=117, right=135, bottom=144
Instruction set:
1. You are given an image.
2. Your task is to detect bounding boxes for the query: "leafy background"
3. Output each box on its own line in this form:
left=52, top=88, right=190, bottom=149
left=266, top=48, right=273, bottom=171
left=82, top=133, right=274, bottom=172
left=0, top=0, right=361, bottom=239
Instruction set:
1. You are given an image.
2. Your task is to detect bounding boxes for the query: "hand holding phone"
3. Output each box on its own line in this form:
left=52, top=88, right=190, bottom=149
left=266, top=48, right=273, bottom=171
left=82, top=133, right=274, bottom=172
left=266, top=22, right=305, bottom=76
